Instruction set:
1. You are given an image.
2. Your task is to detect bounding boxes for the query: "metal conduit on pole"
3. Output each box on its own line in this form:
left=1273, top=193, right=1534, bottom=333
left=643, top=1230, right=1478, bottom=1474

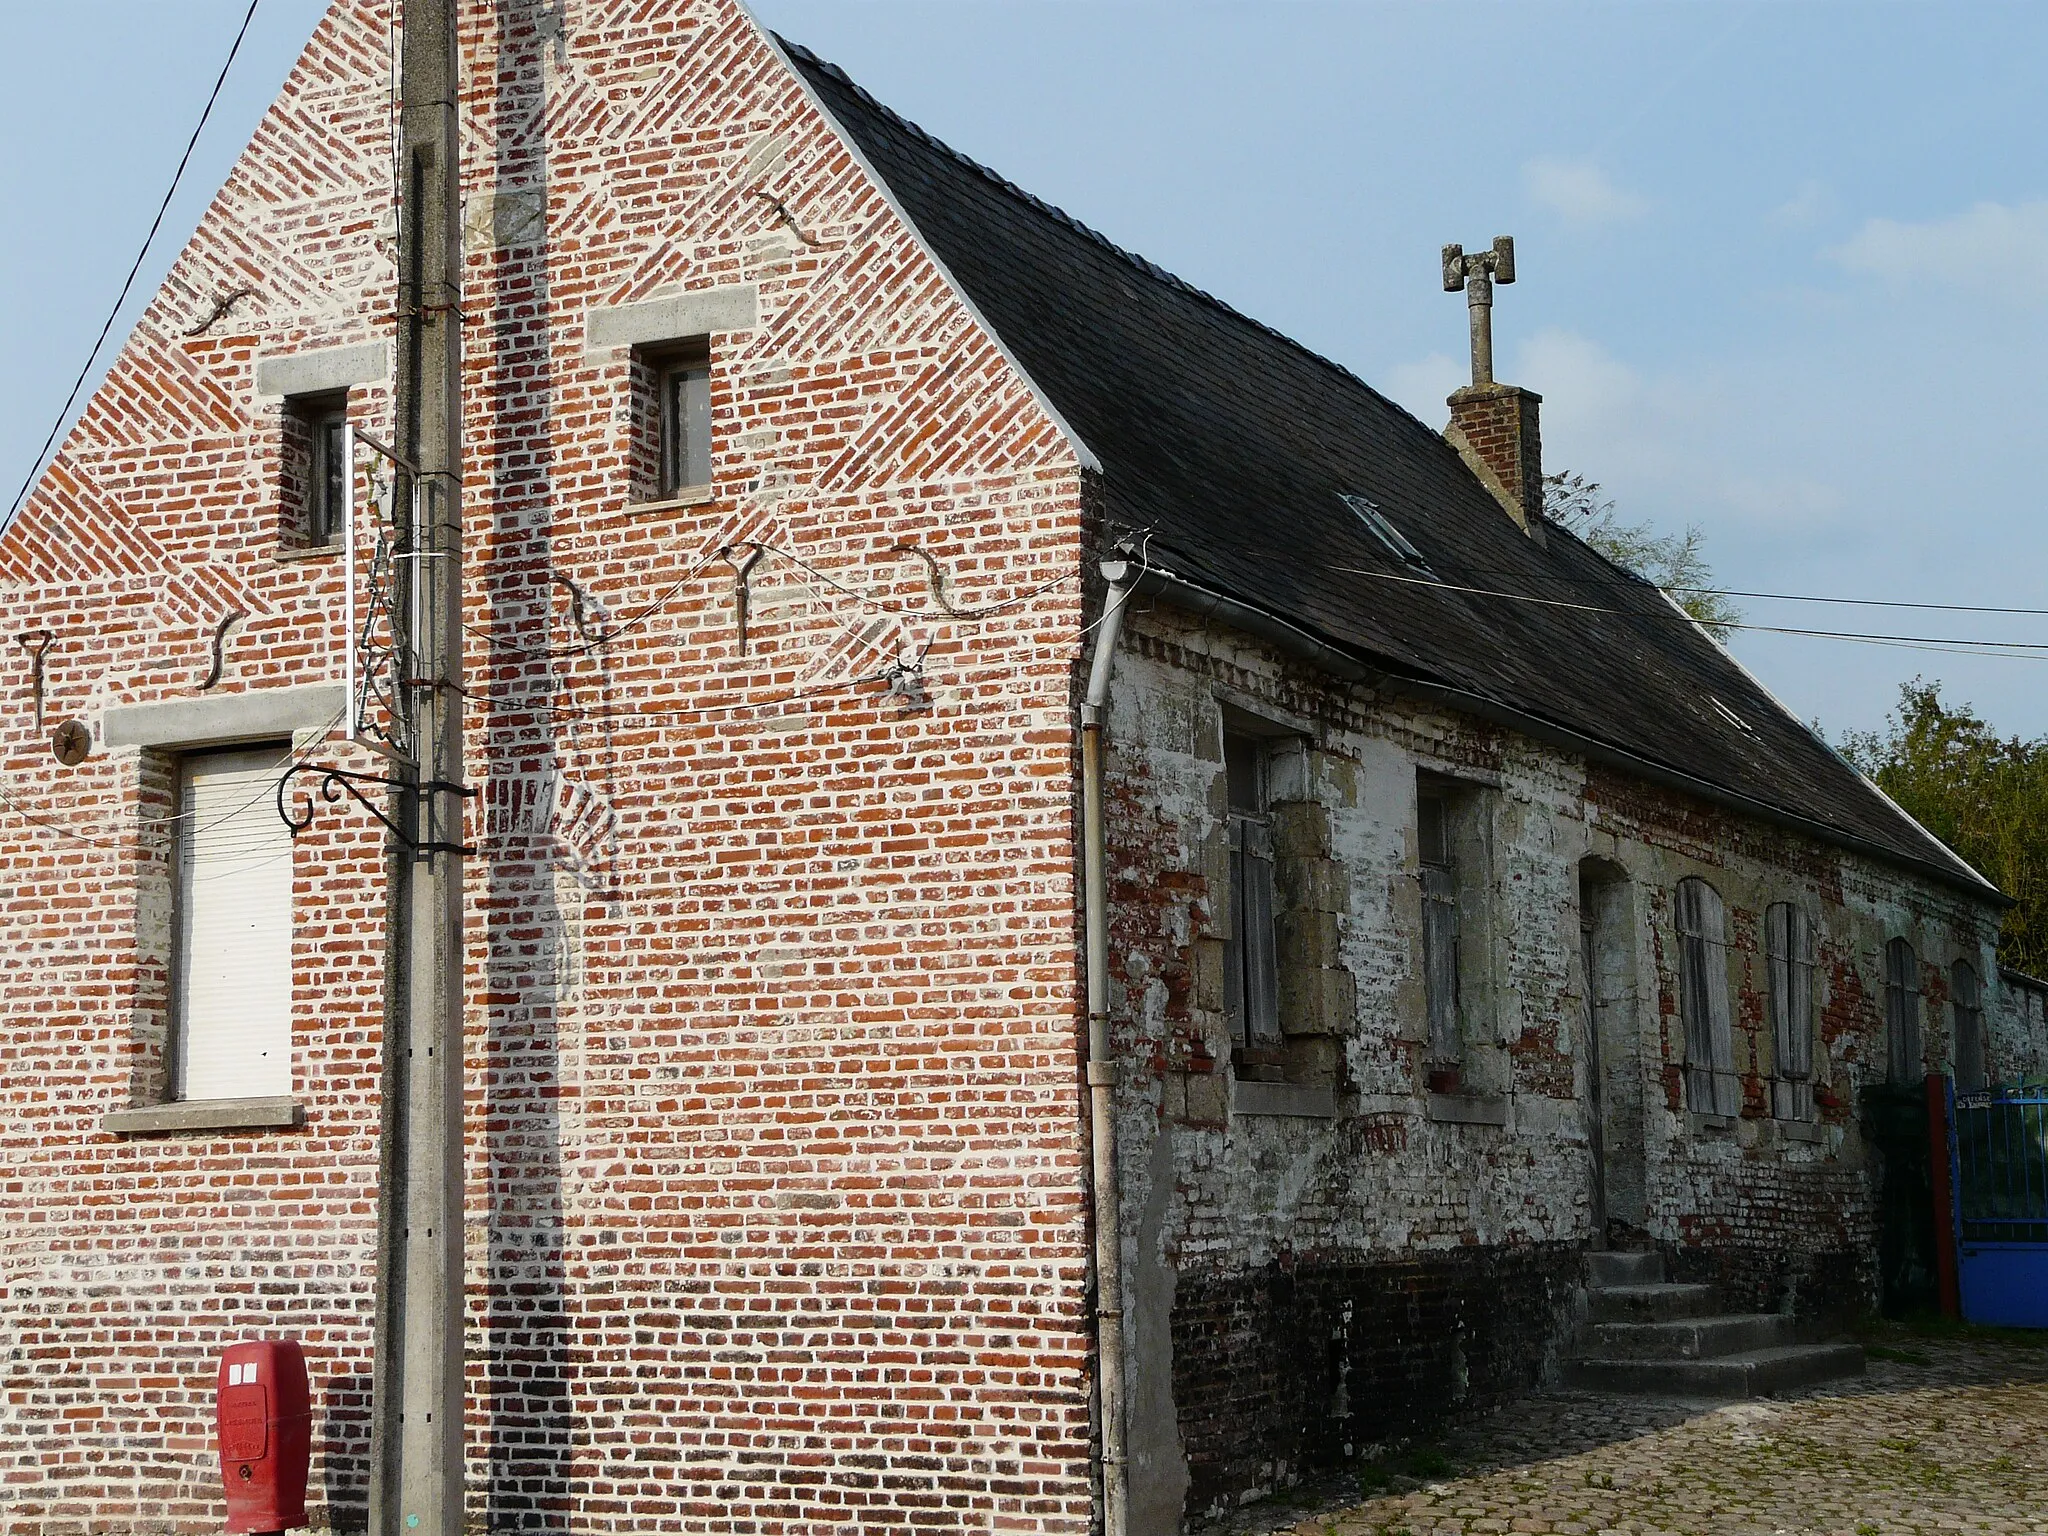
left=370, top=2, right=466, bottom=1534
left=1080, top=566, right=1136, bottom=1536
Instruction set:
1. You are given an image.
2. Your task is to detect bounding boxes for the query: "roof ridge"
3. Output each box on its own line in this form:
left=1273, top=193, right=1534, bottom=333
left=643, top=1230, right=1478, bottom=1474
left=774, top=35, right=1441, bottom=437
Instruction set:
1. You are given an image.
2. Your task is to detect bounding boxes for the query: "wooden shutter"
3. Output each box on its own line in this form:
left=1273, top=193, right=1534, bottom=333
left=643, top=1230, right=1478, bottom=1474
left=1421, top=857, right=1460, bottom=1064
left=1885, top=939, right=1921, bottom=1085
left=1239, top=817, right=1280, bottom=1047
left=1224, top=825, right=1246, bottom=1048
left=1677, top=879, right=1739, bottom=1115
left=1223, top=735, right=1280, bottom=1050
left=1953, top=960, right=1985, bottom=1092
left=177, top=747, right=293, bottom=1100
left=1766, top=903, right=1815, bottom=1119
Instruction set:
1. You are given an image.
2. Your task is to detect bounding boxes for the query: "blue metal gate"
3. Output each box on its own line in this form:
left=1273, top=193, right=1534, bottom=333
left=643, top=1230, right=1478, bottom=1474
left=1952, top=1085, right=2048, bottom=1327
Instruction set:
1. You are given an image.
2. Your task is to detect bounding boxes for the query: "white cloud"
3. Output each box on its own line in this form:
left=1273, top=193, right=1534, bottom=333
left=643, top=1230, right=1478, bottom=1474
left=1512, top=328, right=1847, bottom=535
left=1380, top=351, right=1464, bottom=424
left=1829, top=199, right=2048, bottom=290
left=1522, top=156, right=1648, bottom=225
left=1772, top=179, right=1834, bottom=228
left=1518, top=328, right=1647, bottom=431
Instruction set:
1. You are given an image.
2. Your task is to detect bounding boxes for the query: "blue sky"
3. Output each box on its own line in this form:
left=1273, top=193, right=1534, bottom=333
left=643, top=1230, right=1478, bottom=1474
left=4, top=1, right=2043, bottom=739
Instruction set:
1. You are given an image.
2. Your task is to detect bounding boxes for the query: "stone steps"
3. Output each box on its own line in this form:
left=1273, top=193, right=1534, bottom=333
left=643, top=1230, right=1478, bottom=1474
left=1577, top=1312, right=1809, bottom=1360
left=1564, top=1342, right=1867, bottom=1398
left=1565, top=1248, right=1863, bottom=1399
left=1587, top=1249, right=1665, bottom=1286
left=1584, top=1282, right=1719, bottom=1324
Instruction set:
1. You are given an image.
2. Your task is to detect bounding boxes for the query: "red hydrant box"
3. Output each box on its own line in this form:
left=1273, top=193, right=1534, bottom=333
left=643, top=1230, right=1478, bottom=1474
left=216, top=1339, right=311, bottom=1534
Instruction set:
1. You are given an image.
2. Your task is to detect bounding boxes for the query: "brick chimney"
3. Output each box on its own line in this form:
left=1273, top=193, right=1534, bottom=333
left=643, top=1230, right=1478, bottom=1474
left=1446, top=381, right=1543, bottom=534
left=1441, top=237, right=1544, bottom=538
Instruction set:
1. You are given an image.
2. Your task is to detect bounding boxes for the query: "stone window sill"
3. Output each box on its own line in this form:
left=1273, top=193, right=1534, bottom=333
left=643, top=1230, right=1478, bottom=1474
left=627, top=485, right=717, bottom=514
left=1690, top=1112, right=1739, bottom=1136
left=1426, top=1092, right=1508, bottom=1127
left=271, top=542, right=342, bottom=563
left=1231, top=1080, right=1335, bottom=1119
left=1777, top=1118, right=1827, bottom=1143
left=102, top=1097, right=304, bottom=1135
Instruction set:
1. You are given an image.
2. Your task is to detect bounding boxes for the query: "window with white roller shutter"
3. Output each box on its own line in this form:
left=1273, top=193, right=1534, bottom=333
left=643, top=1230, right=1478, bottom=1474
left=175, top=746, right=293, bottom=1100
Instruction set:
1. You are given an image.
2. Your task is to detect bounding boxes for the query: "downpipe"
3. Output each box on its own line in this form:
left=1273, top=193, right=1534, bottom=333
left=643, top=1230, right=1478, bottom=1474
left=1080, top=567, right=1135, bottom=1536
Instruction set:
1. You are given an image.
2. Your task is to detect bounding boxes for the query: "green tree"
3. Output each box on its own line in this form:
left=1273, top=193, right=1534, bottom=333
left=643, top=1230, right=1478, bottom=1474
left=1839, top=680, right=2048, bottom=976
left=1543, top=471, right=1742, bottom=638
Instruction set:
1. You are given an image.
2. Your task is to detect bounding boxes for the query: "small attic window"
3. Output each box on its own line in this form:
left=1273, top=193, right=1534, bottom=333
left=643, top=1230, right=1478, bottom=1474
left=628, top=337, right=713, bottom=504
left=1340, top=494, right=1430, bottom=571
left=282, top=390, right=349, bottom=548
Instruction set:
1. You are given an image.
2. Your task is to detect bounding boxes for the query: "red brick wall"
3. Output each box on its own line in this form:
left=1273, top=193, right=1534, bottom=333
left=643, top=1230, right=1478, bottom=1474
left=1446, top=383, right=1542, bottom=524
left=0, top=4, right=1095, bottom=1531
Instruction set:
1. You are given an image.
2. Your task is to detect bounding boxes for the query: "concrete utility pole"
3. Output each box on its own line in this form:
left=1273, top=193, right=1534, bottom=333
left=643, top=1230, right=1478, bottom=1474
left=370, top=1, right=466, bottom=1534
left=1441, top=236, right=1516, bottom=386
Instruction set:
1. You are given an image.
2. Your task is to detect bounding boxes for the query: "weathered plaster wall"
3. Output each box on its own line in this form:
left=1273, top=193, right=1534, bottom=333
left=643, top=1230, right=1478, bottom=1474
left=1103, top=604, right=2009, bottom=1527
left=1993, top=970, right=2048, bottom=1083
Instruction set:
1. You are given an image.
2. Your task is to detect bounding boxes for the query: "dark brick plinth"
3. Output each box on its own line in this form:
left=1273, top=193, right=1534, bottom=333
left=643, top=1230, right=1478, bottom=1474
left=1171, top=1243, right=1584, bottom=1518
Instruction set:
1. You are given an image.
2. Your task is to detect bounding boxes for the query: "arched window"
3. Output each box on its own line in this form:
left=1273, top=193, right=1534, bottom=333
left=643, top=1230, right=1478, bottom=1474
left=1676, top=878, right=1739, bottom=1115
left=1953, top=959, right=1985, bottom=1092
left=1766, top=903, right=1816, bottom=1119
left=1885, top=939, right=1922, bottom=1084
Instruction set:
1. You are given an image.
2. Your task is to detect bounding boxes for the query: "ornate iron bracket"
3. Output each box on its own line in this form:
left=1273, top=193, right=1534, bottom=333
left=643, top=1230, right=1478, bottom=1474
left=719, top=543, right=764, bottom=655
left=199, top=609, right=247, bottom=691
left=16, top=630, right=55, bottom=726
left=277, top=762, right=477, bottom=855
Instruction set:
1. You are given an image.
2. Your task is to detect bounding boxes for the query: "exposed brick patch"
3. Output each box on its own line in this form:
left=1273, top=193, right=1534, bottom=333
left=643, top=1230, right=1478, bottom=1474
left=1660, top=1240, right=1869, bottom=1325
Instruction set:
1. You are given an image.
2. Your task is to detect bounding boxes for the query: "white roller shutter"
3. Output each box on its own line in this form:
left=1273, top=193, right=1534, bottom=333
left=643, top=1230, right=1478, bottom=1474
left=177, top=746, right=293, bottom=1100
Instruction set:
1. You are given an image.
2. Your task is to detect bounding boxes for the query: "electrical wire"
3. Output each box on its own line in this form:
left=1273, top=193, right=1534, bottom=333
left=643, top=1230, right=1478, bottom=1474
left=1405, top=518, right=2048, bottom=619
left=467, top=545, right=733, bottom=659
left=1322, top=563, right=2048, bottom=659
left=385, top=4, right=401, bottom=280
left=1660, top=586, right=2048, bottom=619
left=459, top=539, right=1077, bottom=667
left=2, top=0, right=266, bottom=530
left=0, top=708, right=344, bottom=851
left=751, top=541, right=1077, bottom=621
left=476, top=668, right=899, bottom=727
left=1453, top=539, right=2048, bottom=620
left=1154, top=507, right=2048, bottom=625
left=0, top=541, right=1121, bottom=844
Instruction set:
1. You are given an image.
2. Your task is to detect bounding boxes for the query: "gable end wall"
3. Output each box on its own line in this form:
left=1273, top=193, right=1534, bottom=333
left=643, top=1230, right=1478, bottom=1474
left=0, top=4, right=1099, bottom=1532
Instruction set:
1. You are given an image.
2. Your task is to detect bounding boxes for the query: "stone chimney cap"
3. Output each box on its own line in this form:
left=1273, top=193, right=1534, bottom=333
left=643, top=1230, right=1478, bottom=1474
left=1442, top=236, right=1515, bottom=292
left=1442, top=237, right=1517, bottom=384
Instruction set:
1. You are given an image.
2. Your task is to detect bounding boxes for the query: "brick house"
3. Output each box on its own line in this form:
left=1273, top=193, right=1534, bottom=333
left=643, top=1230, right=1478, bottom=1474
left=0, top=5, right=2028, bottom=1534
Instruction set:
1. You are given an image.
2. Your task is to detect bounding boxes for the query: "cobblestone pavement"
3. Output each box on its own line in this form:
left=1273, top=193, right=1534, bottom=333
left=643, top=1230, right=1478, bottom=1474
left=1205, top=1333, right=2048, bottom=1536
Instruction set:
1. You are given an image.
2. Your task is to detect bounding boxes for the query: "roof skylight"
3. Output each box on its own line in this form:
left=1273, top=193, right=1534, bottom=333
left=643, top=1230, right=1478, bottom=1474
left=1340, top=494, right=1430, bottom=571
left=1709, top=696, right=1753, bottom=735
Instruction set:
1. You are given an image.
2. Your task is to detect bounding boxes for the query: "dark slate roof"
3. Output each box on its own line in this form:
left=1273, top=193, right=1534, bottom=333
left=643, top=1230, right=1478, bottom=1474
left=781, top=40, right=1992, bottom=896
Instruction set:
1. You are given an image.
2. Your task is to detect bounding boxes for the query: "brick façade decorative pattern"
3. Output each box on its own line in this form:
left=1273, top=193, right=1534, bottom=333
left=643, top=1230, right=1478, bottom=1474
left=0, top=3, right=1096, bottom=1532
